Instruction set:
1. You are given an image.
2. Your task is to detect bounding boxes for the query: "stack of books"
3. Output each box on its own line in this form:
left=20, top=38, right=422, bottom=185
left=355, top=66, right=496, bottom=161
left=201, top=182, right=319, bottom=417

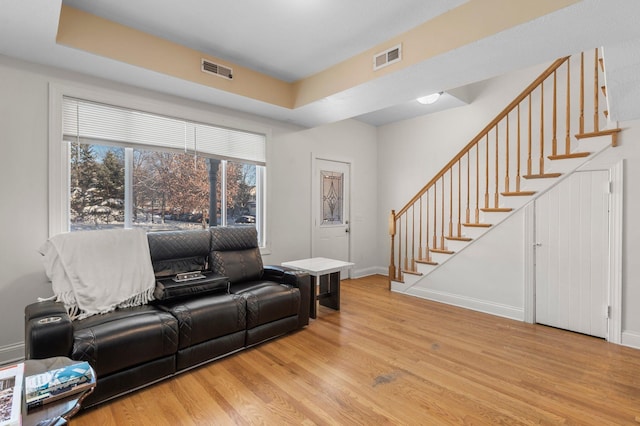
left=24, top=361, right=94, bottom=409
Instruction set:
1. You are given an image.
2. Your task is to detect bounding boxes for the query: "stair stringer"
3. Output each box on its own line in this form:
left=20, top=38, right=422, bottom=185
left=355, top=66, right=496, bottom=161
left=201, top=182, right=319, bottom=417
left=390, top=132, right=616, bottom=320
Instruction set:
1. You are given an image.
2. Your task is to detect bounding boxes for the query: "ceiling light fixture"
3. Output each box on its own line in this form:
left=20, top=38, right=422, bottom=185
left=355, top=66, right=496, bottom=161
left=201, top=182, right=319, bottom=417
left=416, top=92, right=443, bottom=105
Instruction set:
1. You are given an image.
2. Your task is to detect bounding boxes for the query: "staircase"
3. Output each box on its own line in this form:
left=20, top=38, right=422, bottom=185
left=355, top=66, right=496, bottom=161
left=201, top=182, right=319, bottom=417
left=388, top=49, right=621, bottom=301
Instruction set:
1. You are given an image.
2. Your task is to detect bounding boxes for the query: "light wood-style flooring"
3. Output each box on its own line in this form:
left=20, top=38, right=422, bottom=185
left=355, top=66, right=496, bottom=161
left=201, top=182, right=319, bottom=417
left=72, top=275, right=640, bottom=425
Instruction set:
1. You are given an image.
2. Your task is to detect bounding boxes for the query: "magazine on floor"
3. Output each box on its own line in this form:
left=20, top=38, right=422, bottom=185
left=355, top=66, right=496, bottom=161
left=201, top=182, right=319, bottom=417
left=0, top=363, right=24, bottom=426
left=25, top=361, right=94, bottom=409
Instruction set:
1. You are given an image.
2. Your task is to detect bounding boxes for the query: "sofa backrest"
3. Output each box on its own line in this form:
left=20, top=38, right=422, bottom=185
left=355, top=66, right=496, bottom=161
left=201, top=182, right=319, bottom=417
left=147, top=229, right=211, bottom=277
left=209, top=227, right=263, bottom=284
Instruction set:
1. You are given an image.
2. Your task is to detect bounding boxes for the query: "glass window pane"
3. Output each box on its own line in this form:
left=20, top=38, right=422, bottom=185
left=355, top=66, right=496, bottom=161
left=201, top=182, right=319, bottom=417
left=69, top=142, right=125, bottom=231
left=132, top=150, right=220, bottom=231
left=226, top=161, right=257, bottom=227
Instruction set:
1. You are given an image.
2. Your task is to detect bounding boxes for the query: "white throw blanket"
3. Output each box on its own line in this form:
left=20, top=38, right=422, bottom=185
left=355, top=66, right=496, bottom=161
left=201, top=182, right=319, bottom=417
left=39, top=228, right=156, bottom=320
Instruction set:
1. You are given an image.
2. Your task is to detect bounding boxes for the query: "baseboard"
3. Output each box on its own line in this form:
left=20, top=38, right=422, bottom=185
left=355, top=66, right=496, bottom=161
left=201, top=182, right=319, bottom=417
left=405, top=287, right=524, bottom=321
left=621, top=331, right=640, bottom=350
left=0, top=342, right=24, bottom=366
left=351, top=266, right=386, bottom=279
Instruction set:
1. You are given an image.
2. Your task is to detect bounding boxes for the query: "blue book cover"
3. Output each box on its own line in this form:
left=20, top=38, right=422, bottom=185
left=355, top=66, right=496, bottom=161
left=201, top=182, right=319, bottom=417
left=25, top=361, right=93, bottom=403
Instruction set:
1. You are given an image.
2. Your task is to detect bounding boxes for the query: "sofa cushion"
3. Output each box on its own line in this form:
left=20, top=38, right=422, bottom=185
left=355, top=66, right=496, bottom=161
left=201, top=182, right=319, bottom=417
left=158, top=293, right=246, bottom=349
left=230, top=281, right=300, bottom=329
left=147, top=229, right=211, bottom=278
left=71, top=305, right=179, bottom=377
left=154, top=273, right=229, bottom=301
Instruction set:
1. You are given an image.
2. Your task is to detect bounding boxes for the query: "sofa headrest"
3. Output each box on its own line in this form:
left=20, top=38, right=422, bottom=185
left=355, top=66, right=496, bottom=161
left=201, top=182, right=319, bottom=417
left=210, top=226, right=259, bottom=251
left=147, top=229, right=211, bottom=277
left=209, top=227, right=262, bottom=284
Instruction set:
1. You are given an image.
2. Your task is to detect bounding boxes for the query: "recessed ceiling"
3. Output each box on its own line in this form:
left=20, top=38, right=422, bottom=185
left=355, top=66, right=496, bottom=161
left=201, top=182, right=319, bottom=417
left=62, top=0, right=468, bottom=83
left=1, top=0, right=640, bottom=127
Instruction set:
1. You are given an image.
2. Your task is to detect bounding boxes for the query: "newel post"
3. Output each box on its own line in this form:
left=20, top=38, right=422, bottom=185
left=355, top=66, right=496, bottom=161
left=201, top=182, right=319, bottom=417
left=388, top=210, right=396, bottom=289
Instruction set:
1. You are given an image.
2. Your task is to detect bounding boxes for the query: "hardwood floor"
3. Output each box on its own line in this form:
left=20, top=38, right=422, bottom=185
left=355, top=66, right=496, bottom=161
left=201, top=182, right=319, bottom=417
left=72, top=275, right=640, bottom=425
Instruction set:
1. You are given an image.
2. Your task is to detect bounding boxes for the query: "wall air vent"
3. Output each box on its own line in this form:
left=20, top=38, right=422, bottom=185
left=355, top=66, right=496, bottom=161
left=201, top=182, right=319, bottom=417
left=201, top=59, right=233, bottom=80
left=373, top=44, right=402, bottom=71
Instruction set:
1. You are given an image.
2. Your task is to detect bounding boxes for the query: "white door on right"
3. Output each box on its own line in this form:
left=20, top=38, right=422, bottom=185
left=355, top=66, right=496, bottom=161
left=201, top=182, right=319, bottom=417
left=535, top=170, right=609, bottom=338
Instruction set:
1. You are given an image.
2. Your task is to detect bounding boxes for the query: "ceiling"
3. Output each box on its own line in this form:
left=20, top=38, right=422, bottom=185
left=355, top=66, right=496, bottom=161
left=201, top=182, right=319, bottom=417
left=1, top=0, right=640, bottom=127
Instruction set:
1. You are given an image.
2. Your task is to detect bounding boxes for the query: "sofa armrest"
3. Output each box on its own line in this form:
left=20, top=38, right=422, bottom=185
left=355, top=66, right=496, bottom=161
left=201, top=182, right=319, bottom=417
left=263, top=265, right=311, bottom=327
left=25, top=301, right=73, bottom=359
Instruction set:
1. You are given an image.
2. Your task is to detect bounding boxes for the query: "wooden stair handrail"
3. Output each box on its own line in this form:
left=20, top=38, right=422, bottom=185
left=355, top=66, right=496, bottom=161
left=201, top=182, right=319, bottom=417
left=395, top=56, right=570, bottom=218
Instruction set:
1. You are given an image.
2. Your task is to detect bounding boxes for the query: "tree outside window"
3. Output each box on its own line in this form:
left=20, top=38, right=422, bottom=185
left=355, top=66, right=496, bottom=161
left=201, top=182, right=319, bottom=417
left=69, top=142, right=259, bottom=233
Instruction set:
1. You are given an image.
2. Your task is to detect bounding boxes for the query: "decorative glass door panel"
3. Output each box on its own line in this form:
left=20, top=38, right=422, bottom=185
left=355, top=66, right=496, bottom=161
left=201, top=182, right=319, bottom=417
left=321, top=170, right=344, bottom=226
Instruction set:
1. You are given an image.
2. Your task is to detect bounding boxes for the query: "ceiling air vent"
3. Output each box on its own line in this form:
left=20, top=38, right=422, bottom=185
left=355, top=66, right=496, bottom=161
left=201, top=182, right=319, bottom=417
left=201, top=59, right=233, bottom=80
left=373, top=44, right=402, bottom=71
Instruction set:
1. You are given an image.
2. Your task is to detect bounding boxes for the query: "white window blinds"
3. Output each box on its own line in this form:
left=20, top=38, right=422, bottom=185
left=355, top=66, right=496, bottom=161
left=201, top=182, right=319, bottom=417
left=62, top=97, right=266, bottom=165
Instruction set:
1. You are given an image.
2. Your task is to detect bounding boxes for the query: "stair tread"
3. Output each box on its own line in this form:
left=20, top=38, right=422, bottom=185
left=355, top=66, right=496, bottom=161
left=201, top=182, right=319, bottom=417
left=523, top=173, right=562, bottom=179
left=575, top=128, right=621, bottom=139
left=415, top=258, right=438, bottom=265
left=403, top=269, right=423, bottom=276
left=548, top=152, right=591, bottom=160
left=430, top=248, right=454, bottom=255
left=463, top=222, right=492, bottom=228
left=445, top=236, right=473, bottom=242
left=501, top=191, right=536, bottom=196
left=481, top=207, right=513, bottom=213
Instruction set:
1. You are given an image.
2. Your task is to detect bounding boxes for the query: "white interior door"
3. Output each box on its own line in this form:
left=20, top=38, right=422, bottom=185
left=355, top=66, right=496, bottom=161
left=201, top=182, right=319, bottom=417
left=535, top=170, right=610, bottom=338
left=312, top=158, right=350, bottom=277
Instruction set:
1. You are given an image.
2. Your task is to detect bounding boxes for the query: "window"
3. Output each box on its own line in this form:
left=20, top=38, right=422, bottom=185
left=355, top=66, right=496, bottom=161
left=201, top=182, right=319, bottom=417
left=61, top=97, right=266, bottom=244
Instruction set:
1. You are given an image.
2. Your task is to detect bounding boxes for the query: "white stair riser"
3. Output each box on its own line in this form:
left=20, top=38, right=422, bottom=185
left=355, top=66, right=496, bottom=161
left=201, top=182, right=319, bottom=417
left=501, top=195, right=534, bottom=210
left=431, top=251, right=454, bottom=264
left=577, top=135, right=613, bottom=153
left=548, top=157, right=590, bottom=173
left=390, top=280, right=412, bottom=292
left=446, top=239, right=470, bottom=252
left=415, top=262, right=438, bottom=275
left=462, top=225, right=492, bottom=239
left=480, top=210, right=511, bottom=226
left=520, top=178, right=558, bottom=193
left=398, top=272, right=420, bottom=287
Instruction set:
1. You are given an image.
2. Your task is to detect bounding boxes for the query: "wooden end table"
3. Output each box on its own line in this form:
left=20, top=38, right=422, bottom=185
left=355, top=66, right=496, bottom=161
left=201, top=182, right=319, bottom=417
left=282, top=257, right=354, bottom=319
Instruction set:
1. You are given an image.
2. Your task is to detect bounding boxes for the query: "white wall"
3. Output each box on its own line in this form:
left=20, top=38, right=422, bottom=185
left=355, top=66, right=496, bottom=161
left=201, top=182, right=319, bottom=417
left=0, top=57, right=51, bottom=362
left=267, top=121, right=379, bottom=276
left=0, top=55, right=379, bottom=363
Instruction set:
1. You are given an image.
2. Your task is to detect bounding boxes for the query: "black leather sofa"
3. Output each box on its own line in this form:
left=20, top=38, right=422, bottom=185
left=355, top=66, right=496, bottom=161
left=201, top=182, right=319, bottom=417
left=24, top=227, right=310, bottom=407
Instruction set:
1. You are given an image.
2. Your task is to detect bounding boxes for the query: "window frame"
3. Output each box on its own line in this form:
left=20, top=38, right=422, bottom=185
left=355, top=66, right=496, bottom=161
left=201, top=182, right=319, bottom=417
left=49, top=83, right=270, bottom=248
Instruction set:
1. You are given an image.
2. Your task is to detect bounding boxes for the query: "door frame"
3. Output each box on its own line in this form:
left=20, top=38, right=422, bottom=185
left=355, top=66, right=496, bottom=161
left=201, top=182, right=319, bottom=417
left=524, top=161, right=623, bottom=343
left=310, top=154, right=352, bottom=269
